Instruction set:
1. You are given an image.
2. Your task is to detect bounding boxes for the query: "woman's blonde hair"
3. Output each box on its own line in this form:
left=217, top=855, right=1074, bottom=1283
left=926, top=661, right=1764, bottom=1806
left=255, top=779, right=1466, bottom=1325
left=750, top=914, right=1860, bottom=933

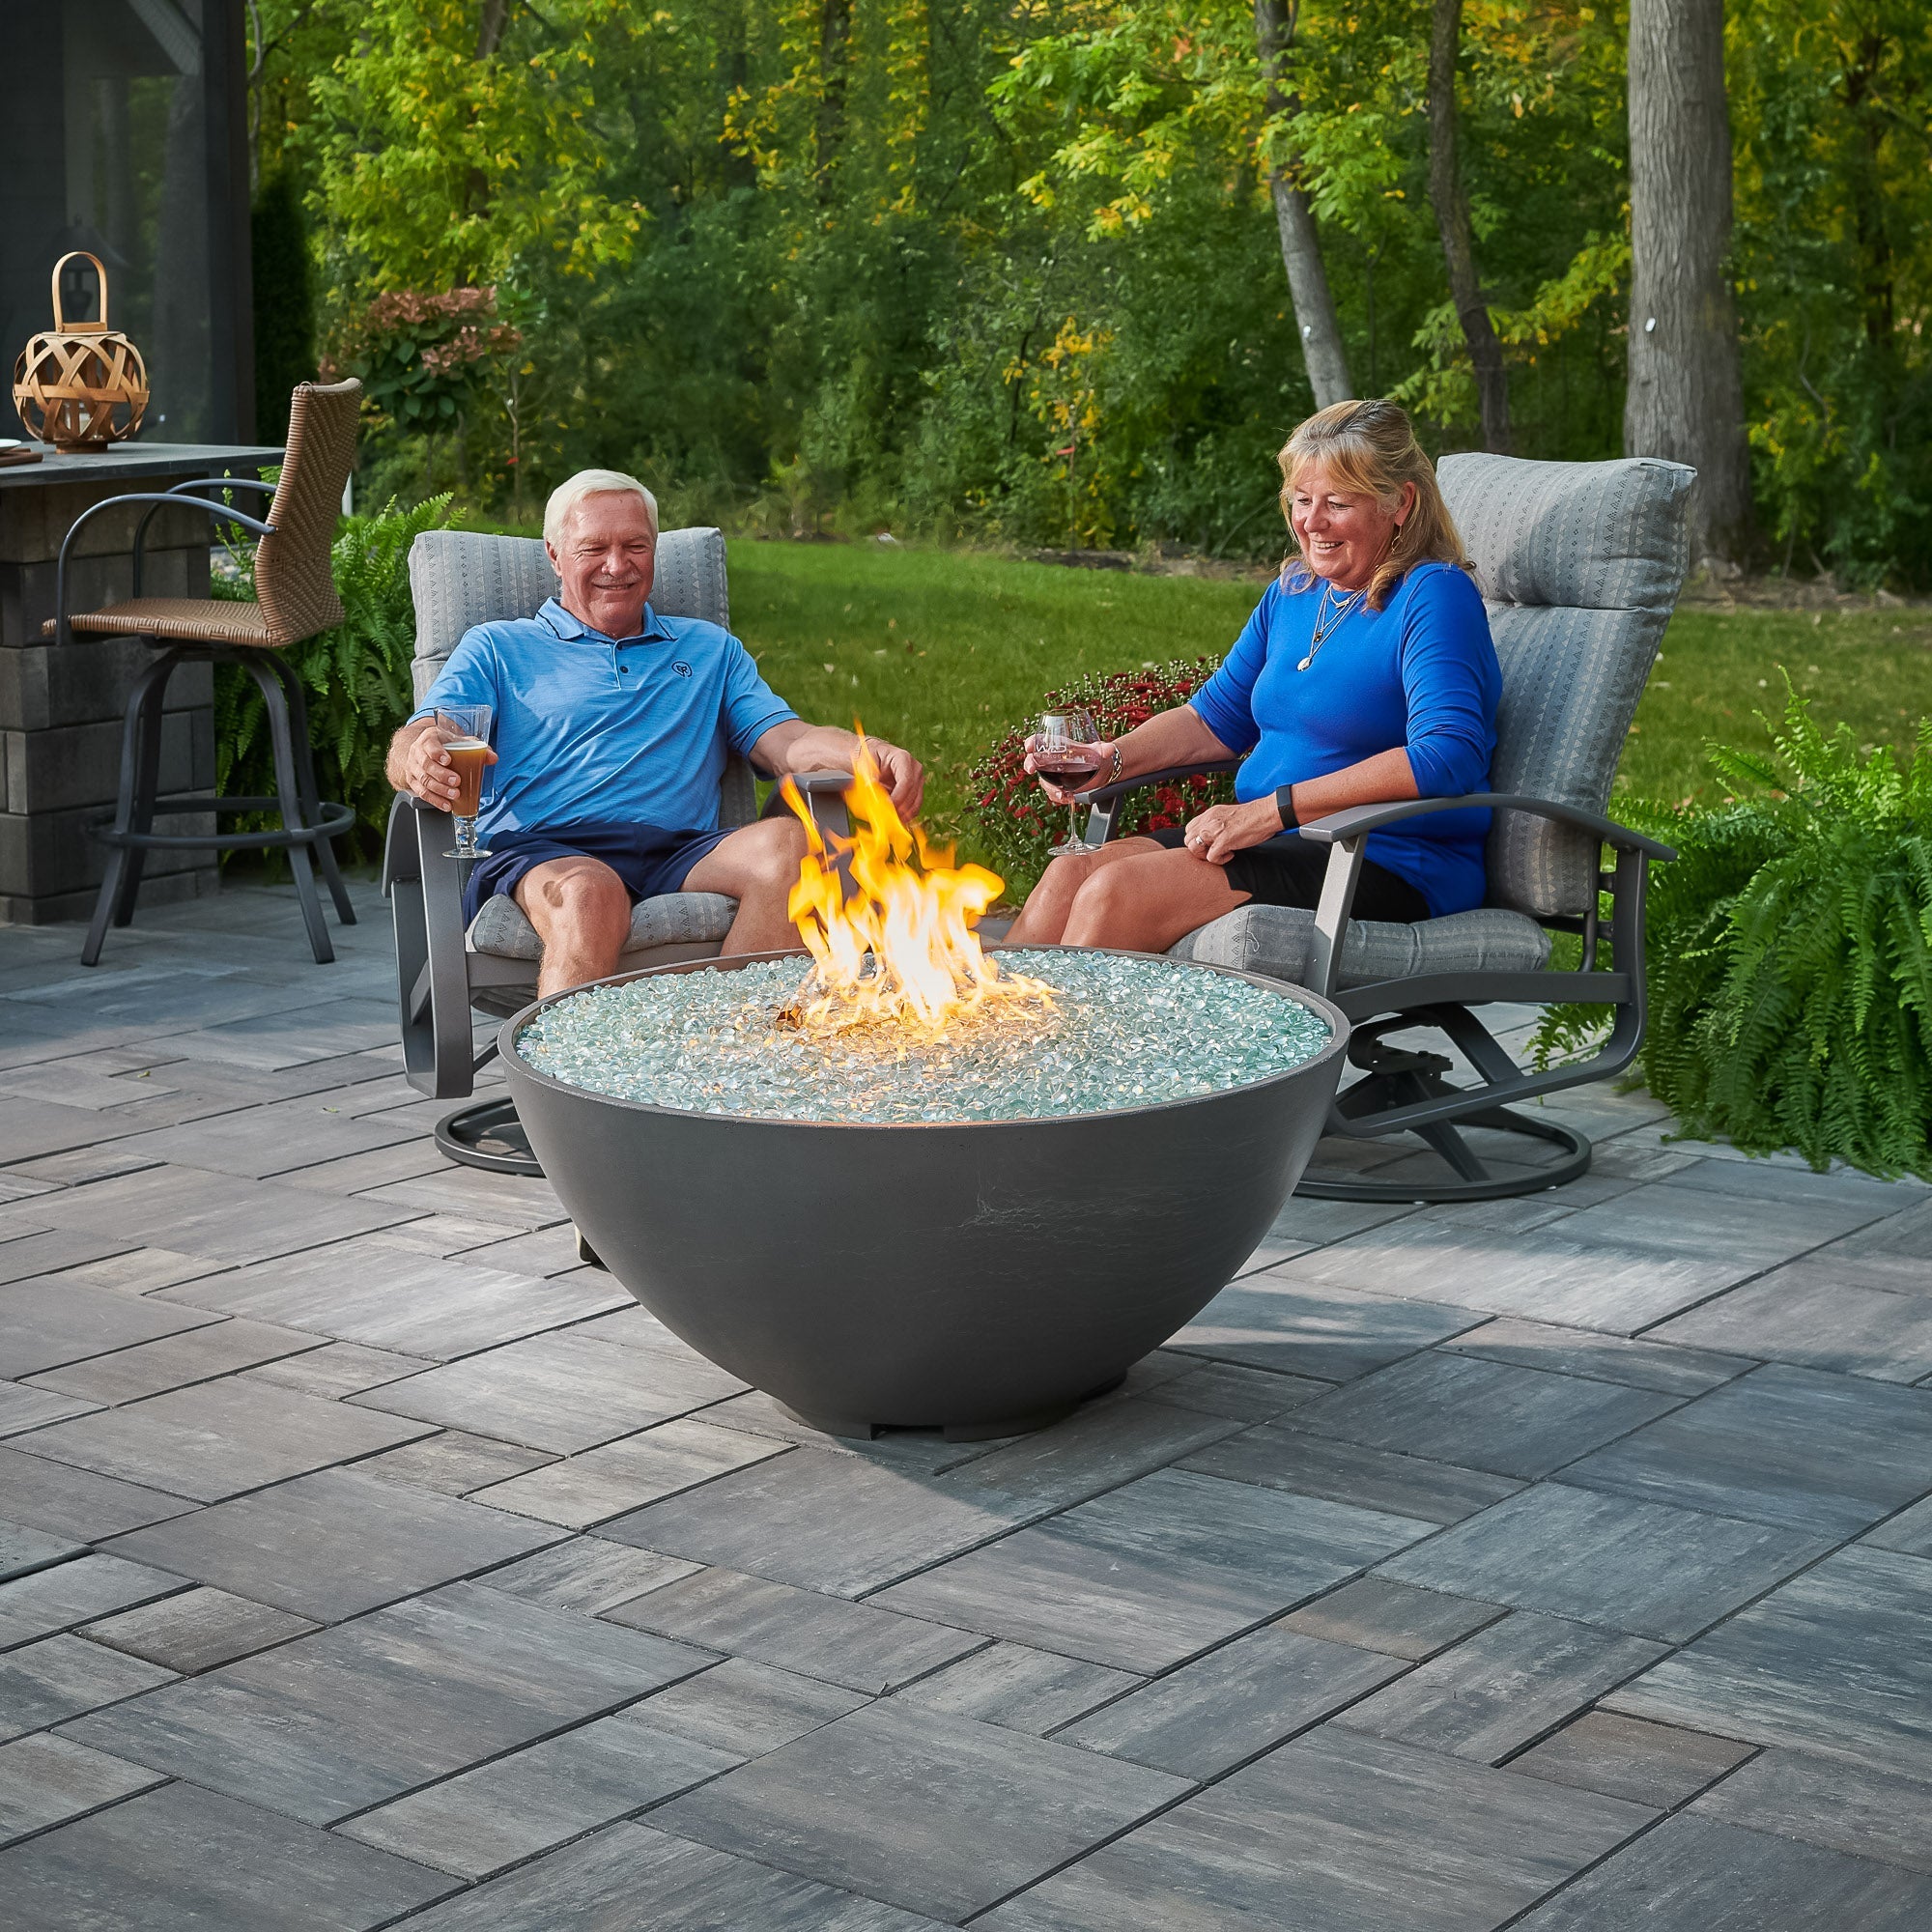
left=1277, top=398, right=1467, bottom=610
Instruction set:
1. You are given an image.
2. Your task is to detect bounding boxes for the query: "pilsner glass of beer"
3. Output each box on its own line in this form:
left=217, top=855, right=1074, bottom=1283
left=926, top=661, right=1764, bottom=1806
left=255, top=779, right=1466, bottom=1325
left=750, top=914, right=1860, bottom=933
left=435, top=704, right=494, bottom=861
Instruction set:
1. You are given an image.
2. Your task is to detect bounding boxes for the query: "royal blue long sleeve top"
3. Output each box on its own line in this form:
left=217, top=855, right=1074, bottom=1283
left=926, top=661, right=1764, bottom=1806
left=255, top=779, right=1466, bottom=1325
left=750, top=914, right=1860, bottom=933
left=1189, top=561, right=1501, bottom=916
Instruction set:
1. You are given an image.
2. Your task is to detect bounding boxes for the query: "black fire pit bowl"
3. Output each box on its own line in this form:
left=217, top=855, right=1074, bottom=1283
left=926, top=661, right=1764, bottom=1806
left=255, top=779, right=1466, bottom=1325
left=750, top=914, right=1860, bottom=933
left=500, top=950, right=1349, bottom=1439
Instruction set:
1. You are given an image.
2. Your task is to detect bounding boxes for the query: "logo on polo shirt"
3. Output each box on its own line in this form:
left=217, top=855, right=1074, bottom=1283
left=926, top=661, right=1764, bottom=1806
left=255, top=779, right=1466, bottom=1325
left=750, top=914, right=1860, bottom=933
left=671, top=661, right=694, bottom=678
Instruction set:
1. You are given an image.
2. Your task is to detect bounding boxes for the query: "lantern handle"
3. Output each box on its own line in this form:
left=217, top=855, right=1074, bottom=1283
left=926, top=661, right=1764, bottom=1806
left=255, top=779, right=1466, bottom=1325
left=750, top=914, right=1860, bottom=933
left=50, top=253, right=110, bottom=335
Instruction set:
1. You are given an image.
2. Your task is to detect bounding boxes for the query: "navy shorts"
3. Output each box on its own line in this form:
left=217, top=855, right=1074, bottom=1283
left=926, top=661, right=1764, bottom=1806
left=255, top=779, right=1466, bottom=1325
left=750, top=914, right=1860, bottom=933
left=462, top=820, right=734, bottom=925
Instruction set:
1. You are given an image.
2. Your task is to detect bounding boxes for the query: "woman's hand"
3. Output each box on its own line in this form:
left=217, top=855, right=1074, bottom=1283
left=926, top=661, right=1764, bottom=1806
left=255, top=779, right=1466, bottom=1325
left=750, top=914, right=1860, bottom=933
left=1180, top=797, right=1286, bottom=865
left=1024, top=735, right=1112, bottom=804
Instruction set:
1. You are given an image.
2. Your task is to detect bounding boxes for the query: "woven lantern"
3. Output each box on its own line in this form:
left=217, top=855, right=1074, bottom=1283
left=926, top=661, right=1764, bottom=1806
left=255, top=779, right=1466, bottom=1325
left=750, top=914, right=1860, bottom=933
left=12, top=253, right=149, bottom=451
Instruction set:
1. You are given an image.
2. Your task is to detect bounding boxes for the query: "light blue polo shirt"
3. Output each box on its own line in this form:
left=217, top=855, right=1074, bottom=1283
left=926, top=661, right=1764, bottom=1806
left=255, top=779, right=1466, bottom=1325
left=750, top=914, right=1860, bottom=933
left=411, top=598, right=798, bottom=838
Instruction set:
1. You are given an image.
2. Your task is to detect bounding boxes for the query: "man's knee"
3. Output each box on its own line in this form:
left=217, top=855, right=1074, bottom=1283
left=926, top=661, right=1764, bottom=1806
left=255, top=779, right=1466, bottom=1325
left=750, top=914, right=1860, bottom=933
left=743, top=819, right=810, bottom=892
left=526, top=865, right=628, bottom=931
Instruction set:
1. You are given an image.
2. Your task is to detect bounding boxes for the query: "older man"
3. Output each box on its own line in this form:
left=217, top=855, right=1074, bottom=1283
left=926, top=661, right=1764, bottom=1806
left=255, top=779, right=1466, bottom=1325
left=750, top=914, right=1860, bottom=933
left=387, top=469, right=923, bottom=995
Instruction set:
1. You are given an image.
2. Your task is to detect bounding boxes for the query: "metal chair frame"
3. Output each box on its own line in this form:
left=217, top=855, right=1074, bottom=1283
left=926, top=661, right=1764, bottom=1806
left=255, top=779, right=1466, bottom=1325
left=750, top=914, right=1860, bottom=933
left=57, top=479, right=356, bottom=966
left=1077, top=765, right=1675, bottom=1202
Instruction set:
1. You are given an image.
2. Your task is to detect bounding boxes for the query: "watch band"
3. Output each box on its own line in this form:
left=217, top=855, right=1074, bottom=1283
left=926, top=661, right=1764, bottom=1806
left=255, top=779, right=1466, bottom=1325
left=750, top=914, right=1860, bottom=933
left=1275, top=783, right=1299, bottom=831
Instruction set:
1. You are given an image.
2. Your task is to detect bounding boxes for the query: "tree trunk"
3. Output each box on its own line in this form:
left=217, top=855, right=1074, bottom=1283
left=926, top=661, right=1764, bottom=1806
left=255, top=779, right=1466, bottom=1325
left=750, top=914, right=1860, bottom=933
left=1626, top=0, right=1752, bottom=567
left=1425, top=0, right=1510, bottom=452
left=1253, top=0, right=1351, bottom=410
left=816, top=0, right=853, bottom=202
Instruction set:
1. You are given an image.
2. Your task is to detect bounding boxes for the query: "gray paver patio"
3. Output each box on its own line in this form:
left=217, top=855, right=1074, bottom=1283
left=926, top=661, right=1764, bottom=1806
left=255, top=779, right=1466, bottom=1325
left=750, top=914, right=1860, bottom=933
left=0, top=878, right=1929, bottom=1923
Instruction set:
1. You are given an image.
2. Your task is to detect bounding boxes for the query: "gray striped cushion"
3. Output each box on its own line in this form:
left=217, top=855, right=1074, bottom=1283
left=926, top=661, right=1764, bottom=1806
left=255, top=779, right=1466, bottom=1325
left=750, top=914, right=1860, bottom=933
left=467, top=891, right=738, bottom=961
left=1438, top=454, right=1692, bottom=917
left=1170, top=903, right=1549, bottom=989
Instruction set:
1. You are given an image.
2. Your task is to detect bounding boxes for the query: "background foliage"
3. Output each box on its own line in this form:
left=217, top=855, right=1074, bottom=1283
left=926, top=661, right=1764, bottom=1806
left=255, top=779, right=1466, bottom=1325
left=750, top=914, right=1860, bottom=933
left=245, top=0, right=1928, bottom=585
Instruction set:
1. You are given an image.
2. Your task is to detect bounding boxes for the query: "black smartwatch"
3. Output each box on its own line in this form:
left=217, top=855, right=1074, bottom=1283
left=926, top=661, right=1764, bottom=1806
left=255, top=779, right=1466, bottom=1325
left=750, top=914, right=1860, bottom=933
left=1274, top=784, right=1299, bottom=832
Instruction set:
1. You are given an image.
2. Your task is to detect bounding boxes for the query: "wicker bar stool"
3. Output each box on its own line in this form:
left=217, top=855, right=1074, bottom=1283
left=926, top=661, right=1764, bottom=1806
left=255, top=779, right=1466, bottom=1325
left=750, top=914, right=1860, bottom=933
left=48, top=380, right=363, bottom=965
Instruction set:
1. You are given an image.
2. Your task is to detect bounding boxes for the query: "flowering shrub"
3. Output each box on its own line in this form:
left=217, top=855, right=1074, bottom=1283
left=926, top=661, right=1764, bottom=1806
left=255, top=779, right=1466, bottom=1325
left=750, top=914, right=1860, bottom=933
left=965, top=659, right=1237, bottom=895
left=325, top=287, right=522, bottom=438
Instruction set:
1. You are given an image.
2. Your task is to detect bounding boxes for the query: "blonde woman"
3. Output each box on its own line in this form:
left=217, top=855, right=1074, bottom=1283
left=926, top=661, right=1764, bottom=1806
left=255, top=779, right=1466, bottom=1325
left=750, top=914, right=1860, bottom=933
left=1008, top=399, right=1499, bottom=951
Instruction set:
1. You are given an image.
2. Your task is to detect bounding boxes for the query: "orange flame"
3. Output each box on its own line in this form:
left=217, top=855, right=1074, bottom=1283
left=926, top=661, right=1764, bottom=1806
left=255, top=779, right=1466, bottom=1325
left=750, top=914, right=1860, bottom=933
left=781, top=740, right=1052, bottom=1035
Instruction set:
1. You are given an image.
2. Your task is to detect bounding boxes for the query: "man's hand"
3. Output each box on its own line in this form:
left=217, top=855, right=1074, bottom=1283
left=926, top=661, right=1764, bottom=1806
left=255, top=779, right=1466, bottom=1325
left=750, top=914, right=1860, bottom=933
left=397, top=721, right=497, bottom=810
left=866, top=739, right=924, bottom=819
left=1180, top=797, right=1287, bottom=866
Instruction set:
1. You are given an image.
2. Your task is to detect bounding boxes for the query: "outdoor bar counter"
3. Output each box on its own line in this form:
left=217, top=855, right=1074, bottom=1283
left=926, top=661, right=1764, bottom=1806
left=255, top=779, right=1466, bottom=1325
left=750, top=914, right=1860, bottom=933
left=0, top=439, right=282, bottom=924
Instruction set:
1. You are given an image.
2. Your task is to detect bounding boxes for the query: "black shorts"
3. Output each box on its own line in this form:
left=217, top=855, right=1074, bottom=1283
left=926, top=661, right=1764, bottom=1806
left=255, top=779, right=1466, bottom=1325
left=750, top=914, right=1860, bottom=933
left=462, top=820, right=734, bottom=925
left=1146, top=828, right=1429, bottom=922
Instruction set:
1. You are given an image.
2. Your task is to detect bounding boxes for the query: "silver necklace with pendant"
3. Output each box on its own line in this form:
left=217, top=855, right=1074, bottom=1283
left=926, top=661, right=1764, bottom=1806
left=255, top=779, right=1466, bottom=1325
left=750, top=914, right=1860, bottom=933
left=1298, top=581, right=1366, bottom=672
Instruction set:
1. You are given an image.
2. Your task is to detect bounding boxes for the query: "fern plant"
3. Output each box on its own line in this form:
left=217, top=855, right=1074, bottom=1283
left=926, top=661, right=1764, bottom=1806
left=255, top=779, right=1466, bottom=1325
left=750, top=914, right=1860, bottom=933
left=212, top=493, right=454, bottom=861
left=1534, top=680, right=1932, bottom=1179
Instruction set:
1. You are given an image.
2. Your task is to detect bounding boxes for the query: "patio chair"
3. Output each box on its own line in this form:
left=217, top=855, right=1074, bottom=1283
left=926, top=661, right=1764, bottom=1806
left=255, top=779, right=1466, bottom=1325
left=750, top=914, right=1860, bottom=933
left=1076, top=452, right=1691, bottom=1203
left=53, top=379, right=362, bottom=965
left=384, top=526, right=849, bottom=1176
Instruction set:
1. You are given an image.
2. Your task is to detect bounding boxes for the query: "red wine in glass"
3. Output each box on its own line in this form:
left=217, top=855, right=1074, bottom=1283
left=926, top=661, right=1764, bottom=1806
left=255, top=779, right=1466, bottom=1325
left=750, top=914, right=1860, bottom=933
left=1037, top=708, right=1102, bottom=855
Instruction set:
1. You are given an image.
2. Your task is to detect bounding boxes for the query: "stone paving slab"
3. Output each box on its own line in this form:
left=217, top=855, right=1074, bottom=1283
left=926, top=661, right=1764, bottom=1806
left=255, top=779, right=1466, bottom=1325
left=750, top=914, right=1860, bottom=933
left=1059, top=1624, right=1405, bottom=1779
left=639, top=1656, right=871, bottom=1758
left=0, top=1551, right=184, bottom=1648
left=242, top=1337, right=434, bottom=1398
left=1282, top=1350, right=1684, bottom=1481
left=982, top=1725, right=1653, bottom=1932
left=1277, top=1576, right=1508, bottom=1662
left=1440, top=1317, right=1753, bottom=1397
left=350, top=1327, right=747, bottom=1453
left=81, top=1583, right=320, bottom=1673
left=10, top=1377, right=436, bottom=1501
left=0, top=1442, right=195, bottom=1542
left=891, top=1641, right=1141, bottom=1737
left=339, top=1709, right=741, bottom=1879
left=653, top=1698, right=1192, bottom=1922
left=473, top=1415, right=788, bottom=1527
left=0, top=1731, right=164, bottom=1847
left=0, top=1778, right=459, bottom=1931
left=1651, top=1262, right=1932, bottom=1383
left=607, top=1565, right=983, bottom=1694
left=1270, top=1214, right=1759, bottom=1334
left=26, top=1164, right=421, bottom=1264
left=65, top=1581, right=717, bottom=1825
left=0, top=1520, right=84, bottom=1582
left=1513, top=1810, right=1932, bottom=1930
left=103, top=1095, right=426, bottom=1180
left=1179, top=1421, right=1523, bottom=1524
left=1690, top=1747, right=1932, bottom=1874
left=1171, top=1278, right=1485, bottom=1380
left=0, top=1278, right=219, bottom=1380
left=1507, top=1710, right=1754, bottom=1808
left=100, top=1465, right=560, bottom=1619
left=483, top=1537, right=700, bottom=1616
left=395, top=1820, right=945, bottom=1931
left=1605, top=1545, right=1932, bottom=1775
left=0, top=1379, right=98, bottom=1436
left=606, top=1449, right=1037, bottom=1600
left=1334, top=1610, right=1668, bottom=1765
left=1379, top=1482, right=1833, bottom=1642
left=0, top=1634, right=176, bottom=1741
left=877, top=1467, right=1426, bottom=1674
left=26, top=1316, right=322, bottom=1406
left=1563, top=1364, right=1932, bottom=1540
left=156, top=1241, right=630, bottom=1361
left=355, top=1428, right=558, bottom=1496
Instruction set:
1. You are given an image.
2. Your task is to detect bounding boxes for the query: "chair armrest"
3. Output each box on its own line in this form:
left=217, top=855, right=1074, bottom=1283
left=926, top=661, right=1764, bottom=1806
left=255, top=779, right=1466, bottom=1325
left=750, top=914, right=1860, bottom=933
left=159, top=476, right=278, bottom=497
left=1296, top=793, right=1677, bottom=863
left=1077, top=758, right=1244, bottom=809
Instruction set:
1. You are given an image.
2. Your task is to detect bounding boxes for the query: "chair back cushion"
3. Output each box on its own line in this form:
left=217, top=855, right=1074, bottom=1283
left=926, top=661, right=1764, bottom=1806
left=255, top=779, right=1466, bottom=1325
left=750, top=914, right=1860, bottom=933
left=253, top=379, right=361, bottom=646
left=407, top=525, right=755, bottom=826
left=1439, top=453, right=1693, bottom=916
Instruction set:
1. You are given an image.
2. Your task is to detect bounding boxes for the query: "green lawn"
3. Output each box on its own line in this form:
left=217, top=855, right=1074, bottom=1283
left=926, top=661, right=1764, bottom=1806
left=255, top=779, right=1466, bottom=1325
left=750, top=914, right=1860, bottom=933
left=726, top=539, right=1932, bottom=869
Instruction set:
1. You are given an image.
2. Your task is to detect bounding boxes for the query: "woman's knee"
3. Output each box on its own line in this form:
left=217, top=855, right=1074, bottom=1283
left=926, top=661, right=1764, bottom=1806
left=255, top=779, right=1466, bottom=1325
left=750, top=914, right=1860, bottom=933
left=1067, top=859, right=1143, bottom=923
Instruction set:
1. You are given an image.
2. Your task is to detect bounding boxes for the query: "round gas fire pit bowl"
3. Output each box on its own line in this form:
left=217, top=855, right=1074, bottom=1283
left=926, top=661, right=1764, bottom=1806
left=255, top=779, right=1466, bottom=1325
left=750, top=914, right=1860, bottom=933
left=500, top=950, right=1348, bottom=1440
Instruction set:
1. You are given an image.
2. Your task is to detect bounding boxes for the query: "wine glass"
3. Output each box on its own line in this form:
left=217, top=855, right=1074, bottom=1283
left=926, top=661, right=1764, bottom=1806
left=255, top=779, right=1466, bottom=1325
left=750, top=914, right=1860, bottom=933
left=435, top=704, right=495, bottom=862
left=1036, top=708, right=1102, bottom=856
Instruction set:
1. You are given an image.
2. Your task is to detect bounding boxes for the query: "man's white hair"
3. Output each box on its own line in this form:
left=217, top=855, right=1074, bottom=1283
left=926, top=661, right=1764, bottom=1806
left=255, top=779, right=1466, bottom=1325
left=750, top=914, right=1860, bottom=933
left=543, top=469, right=659, bottom=548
